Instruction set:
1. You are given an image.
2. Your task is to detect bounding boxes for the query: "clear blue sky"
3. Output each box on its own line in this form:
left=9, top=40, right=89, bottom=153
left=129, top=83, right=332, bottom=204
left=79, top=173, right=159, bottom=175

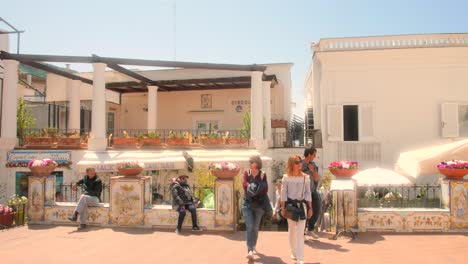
left=3, top=0, right=468, bottom=116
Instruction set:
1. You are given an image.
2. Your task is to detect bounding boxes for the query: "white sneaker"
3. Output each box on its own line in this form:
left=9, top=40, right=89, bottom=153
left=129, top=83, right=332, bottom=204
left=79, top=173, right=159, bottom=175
left=306, top=230, right=320, bottom=239
left=296, top=261, right=304, bottom=264
left=290, top=253, right=297, bottom=260
left=246, top=251, right=254, bottom=260
left=252, top=248, right=258, bottom=254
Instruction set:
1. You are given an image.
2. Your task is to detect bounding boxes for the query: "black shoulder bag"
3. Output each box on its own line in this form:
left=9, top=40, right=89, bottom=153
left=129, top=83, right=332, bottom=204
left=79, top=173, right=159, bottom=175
left=283, top=176, right=306, bottom=222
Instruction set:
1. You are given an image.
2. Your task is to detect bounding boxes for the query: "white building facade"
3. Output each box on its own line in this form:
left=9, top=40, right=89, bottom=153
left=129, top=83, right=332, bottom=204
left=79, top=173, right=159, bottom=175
left=305, top=33, right=468, bottom=172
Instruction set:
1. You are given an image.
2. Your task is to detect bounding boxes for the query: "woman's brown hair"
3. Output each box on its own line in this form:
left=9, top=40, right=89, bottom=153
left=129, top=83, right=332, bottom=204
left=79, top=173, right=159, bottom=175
left=248, top=155, right=262, bottom=170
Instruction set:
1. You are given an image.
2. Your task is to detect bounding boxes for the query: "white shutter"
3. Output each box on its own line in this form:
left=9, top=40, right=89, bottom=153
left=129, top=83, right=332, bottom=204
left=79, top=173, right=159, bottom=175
left=327, top=105, right=343, bottom=141
left=441, top=103, right=459, bottom=138
left=359, top=103, right=375, bottom=141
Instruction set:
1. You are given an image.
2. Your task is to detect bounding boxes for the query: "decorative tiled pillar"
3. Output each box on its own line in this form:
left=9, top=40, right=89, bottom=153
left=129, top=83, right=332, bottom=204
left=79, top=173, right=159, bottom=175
left=28, top=175, right=56, bottom=222
left=330, top=179, right=358, bottom=231
left=214, top=179, right=235, bottom=230
left=109, top=176, right=152, bottom=226
left=447, top=180, right=468, bottom=230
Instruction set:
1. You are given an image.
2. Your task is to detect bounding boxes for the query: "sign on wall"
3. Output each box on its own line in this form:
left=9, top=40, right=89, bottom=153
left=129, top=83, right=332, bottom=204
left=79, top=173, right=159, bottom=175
left=6, top=150, right=72, bottom=167
left=230, top=98, right=251, bottom=113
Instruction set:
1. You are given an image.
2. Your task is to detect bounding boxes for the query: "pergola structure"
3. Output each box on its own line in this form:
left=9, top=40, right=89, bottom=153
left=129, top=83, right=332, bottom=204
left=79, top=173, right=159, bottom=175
left=0, top=51, right=280, bottom=150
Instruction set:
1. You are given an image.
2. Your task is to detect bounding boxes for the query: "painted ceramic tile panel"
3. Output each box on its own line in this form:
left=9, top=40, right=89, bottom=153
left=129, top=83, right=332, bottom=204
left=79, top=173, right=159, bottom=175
left=28, top=177, right=45, bottom=222
left=450, top=181, right=468, bottom=228
left=215, top=180, right=234, bottom=228
left=144, top=208, right=215, bottom=229
left=144, top=177, right=152, bottom=209
left=358, top=212, right=404, bottom=231
left=44, top=206, right=109, bottom=224
left=110, top=178, right=144, bottom=226
left=406, top=212, right=450, bottom=231
left=334, top=190, right=357, bottom=229
left=45, top=176, right=56, bottom=205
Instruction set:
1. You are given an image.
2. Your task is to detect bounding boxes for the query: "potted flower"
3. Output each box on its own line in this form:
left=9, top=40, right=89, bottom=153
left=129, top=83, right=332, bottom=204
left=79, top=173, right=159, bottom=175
left=226, top=135, right=248, bottom=146
left=117, top=161, right=144, bottom=176
left=208, top=161, right=241, bottom=180
left=166, top=131, right=190, bottom=146
left=8, top=195, right=28, bottom=226
left=138, top=132, right=161, bottom=147
left=437, top=160, right=468, bottom=180
left=113, top=131, right=138, bottom=148
left=328, top=161, right=359, bottom=178
left=27, top=159, right=58, bottom=176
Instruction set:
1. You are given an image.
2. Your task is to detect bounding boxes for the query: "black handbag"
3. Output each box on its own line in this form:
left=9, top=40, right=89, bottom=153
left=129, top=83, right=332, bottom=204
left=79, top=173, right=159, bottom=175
left=283, top=176, right=306, bottom=222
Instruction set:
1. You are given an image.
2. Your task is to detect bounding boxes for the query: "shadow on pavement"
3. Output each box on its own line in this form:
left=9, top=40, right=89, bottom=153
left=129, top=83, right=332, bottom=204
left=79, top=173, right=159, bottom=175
left=251, top=253, right=287, bottom=264
left=305, top=239, right=349, bottom=252
left=347, top=232, right=385, bottom=244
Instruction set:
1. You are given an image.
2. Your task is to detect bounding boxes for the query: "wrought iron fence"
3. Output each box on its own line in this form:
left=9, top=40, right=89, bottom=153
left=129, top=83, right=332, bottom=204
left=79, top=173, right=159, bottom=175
left=357, top=185, right=442, bottom=208
left=55, top=183, right=214, bottom=208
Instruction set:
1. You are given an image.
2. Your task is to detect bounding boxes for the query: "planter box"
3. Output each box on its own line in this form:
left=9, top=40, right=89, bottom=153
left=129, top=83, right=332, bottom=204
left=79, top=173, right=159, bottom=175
left=201, top=138, right=225, bottom=145
left=25, top=137, right=54, bottom=148
left=226, top=138, right=248, bottom=145
left=113, top=137, right=138, bottom=148
left=271, top=120, right=288, bottom=128
left=56, top=137, right=82, bottom=149
left=139, top=138, right=162, bottom=147
left=166, top=138, right=190, bottom=146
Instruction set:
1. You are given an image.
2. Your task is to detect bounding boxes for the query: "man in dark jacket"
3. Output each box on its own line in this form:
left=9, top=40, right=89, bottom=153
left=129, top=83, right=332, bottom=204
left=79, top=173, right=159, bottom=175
left=68, top=167, right=102, bottom=229
left=171, top=174, right=201, bottom=234
left=302, top=147, right=321, bottom=239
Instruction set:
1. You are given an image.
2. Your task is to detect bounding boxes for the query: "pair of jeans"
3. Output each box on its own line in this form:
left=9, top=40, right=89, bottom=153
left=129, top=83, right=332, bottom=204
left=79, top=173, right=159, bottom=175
left=242, top=200, right=265, bottom=251
left=75, top=194, right=100, bottom=224
left=176, top=204, right=198, bottom=230
left=307, top=191, right=322, bottom=230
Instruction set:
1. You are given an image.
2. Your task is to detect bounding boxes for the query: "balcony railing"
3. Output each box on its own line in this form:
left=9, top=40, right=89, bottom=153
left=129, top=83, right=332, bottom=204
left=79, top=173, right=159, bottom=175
left=18, top=128, right=90, bottom=149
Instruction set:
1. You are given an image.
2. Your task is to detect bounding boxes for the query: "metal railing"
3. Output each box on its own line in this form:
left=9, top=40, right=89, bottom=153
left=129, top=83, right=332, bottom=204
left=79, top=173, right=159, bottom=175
left=357, top=185, right=442, bottom=208
left=54, top=183, right=214, bottom=208
left=110, top=129, right=249, bottom=147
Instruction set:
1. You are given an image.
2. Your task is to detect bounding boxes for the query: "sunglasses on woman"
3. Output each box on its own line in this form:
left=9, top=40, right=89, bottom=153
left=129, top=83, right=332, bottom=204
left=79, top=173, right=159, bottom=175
left=294, top=159, right=302, bottom=164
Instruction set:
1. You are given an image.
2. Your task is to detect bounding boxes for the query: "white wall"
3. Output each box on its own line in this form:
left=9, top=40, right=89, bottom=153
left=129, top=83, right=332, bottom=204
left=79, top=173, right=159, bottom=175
left=308, top=45, right=468, bottom=170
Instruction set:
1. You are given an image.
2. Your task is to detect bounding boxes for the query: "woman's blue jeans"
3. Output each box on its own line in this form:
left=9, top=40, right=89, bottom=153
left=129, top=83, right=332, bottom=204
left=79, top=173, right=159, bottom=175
left=242, top=201, right=265, bottom=251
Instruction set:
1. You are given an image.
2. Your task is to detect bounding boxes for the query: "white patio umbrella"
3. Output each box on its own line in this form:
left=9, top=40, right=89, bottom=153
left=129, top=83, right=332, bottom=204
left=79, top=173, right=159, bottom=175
left=395, top=139, right=468, bottom=178
left=352, top=168, right=413, bottom=186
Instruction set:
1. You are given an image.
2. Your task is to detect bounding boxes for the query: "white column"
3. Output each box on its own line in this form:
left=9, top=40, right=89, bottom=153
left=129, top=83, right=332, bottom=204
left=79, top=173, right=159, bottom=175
left=250, top=71, right=264, bottom=147
left=0, top=60, right=19, bottom=149
left=88, top=63, right=107, bottom=150
left=68, top=80, right=81, bottom=130
left=147, top=85, right=158, bottom=130
left=263, top=81, right=272, bottom=144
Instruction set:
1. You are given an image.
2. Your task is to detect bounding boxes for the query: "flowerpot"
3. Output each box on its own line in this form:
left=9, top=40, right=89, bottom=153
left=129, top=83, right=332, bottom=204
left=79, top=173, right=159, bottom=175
left=166, top=138, right=190, bottom=146
left=210, top=169, right=240, bottom=180
left=29, top=165, right=57, bottom=176
left=438, top=168, right=468, bottom=180
left=25, top=137, right=54, bottom=148
left=56, top=137, right=81, bottom=149
left=113, top=137, right=138, bottom=148
left=139, top=138, right=161, bottom=147
left=329, top=168, right=358, bottom=178
left=226, top=138, right=248, bottom=145
left=118, top=167, right=144, bottom=177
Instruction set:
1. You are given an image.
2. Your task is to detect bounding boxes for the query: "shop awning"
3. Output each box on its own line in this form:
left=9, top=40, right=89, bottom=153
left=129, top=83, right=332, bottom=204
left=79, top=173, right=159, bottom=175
left=77, top=151, right=187, bottom=173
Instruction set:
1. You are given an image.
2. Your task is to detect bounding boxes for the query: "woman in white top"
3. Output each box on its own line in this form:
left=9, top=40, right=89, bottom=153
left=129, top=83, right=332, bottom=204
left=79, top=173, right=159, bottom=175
left=280, top=155, right=312, bottom=264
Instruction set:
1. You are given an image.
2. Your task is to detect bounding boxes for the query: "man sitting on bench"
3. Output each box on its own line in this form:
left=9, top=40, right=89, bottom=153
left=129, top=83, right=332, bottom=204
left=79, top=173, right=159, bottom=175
left=68, top=167, right=102, bottom=229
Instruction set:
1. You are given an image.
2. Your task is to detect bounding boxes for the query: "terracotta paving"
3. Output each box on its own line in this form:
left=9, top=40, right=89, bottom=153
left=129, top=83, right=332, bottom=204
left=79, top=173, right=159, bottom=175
left=1, top=225, right=467, bottom=264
